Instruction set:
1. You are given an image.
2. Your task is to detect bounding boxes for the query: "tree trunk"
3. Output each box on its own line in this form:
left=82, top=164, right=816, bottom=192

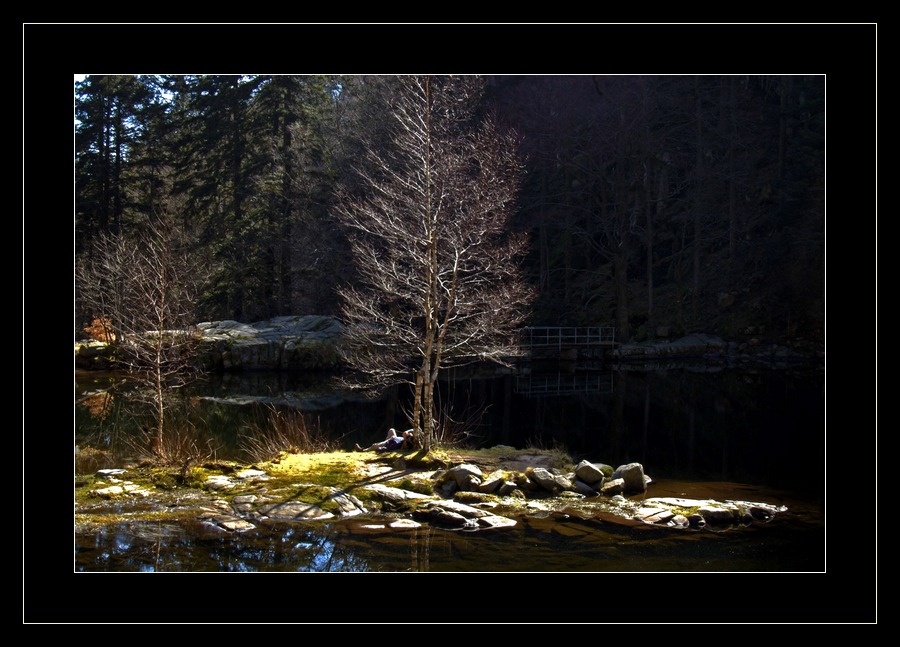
left=154, top=339, right=165, bottom=451
left=412, top=370, right=424, bottom=439
left=99, top=93, right=110, bottom=233
left=693, top=76, right=704, bottom=323
left=113, top=104, right=123, bottom=235
left=279, top=99, right=294, bottom=313
left=645, top=170, right=655, bottom=339
left=539, top=224, right=549, bottom=294
left=777, top=76, right=793, bottom=182
left=613, top=248, right=630, bottom=341
left=727, top=76, right=738, bottom=265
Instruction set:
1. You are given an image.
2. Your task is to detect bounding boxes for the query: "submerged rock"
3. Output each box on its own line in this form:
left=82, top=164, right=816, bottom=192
left=632, top=497, right=787, bottom=528
left=414, top=499, right=517, bottom=531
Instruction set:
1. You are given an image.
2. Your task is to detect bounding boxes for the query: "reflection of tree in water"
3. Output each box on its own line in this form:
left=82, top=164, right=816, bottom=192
left=409, top=526, right=433, bottom=572
left=76, top=376, right=250, bottom=466
left=79, top=391, right=114, bottom=420
left=201, top=525, right=371, bottom=572
left=77, top=522, right=375, bottom=572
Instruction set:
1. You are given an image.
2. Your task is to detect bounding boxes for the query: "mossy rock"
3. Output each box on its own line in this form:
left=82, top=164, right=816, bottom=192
left=150, top=471, right=179, bottom=490
left=399, top=450, right=448, bottom=470
left=454, top=491, right=495, bottom=504
left=385, top=476, right=434, bottom=495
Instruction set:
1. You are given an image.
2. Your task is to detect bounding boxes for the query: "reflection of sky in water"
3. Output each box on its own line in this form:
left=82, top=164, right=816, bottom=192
left=77, top=507, right=823, bottom=572
left=114, top=532, right=131, bottom=552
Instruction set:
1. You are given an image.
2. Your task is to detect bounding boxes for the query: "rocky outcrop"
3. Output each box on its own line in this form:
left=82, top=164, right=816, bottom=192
left=201, top=459, right=667, bottom=533
left=433, top=460, right=651, bottom=502
left=631, top=497, right=787, bottom=528
left=81, top=456, right=788, bottom=536
left=609, top=333, right=823, bottom=369
left=76, top=315, right=347, bottom=372
left=77, top=320, right=821, bottom=373
left=611, top=334, right=728, bottom=360
left=195, top=316, right=345, bottom=371
left=413, top=499, right=518, bottom=530
left=75, top=340, right=116, bottom=370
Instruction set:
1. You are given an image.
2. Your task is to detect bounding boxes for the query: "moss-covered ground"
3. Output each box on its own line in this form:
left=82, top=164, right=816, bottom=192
left=74, top=446, right=582, bottom=526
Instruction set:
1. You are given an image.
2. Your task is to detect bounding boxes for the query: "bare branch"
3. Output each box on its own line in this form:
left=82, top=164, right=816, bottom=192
left=335, top=76, right=532, bottom=449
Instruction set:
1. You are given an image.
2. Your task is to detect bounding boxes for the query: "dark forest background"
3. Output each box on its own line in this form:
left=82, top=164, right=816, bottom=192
left=74, top=73, right=825, bottom=347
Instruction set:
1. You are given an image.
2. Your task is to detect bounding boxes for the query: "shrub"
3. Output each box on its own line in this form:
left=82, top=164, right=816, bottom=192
left=239, top=404, right=337, bottom=463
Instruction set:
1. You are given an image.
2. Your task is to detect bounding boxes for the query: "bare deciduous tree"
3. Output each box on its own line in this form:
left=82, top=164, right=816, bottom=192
left=76, top=213, right=208, bottom=451
left=337, top=75, right=532, bottom=451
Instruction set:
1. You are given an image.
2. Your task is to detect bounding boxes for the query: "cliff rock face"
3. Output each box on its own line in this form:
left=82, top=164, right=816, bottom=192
left=75, top=315, right=346, bottom=372
left=194, top=316, right=345, bottom=371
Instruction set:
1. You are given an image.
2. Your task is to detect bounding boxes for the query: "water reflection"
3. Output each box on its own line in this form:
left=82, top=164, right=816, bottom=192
left=76, top=493, right=825, bottom=573
left=75, top=364, right=825, bottom=572
left=75, top=365, right=824, bottom=493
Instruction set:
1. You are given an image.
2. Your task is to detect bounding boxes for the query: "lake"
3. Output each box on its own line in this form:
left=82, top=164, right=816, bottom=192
left=74, top=361, right=826, bottom=575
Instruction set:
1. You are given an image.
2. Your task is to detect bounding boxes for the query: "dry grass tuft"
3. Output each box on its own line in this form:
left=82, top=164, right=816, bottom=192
left=239, top=404, right=338, bottom=463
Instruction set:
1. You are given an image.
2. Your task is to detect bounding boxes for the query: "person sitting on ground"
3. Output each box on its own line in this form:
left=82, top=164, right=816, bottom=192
left=355, top=428, right=415, bottom=452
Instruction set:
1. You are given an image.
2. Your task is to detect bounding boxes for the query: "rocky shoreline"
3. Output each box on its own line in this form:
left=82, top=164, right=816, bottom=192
left=76, top=448, right=789, bottom=537
left=75, top=315, right=824, bottom=373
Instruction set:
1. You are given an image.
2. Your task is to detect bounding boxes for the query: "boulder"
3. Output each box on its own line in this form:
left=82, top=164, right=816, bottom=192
left=698, top=505, right=737, bottom=523
left=477, top=470, right=505, bottom=494
left=497, top=481, right=519, bottom=496
left=572, top=480, right=598, bottom=496
left=612, top=462, right=647, bottom=493
left=75, top=340, right=115, bottom=370
left=525, top=466, right=562, bottom=493
left=447, top=463, right=484, bottom=489
left=574, top=460, right=606, bottom=485
left=415, top=499, right=516, bottom=531
left=363, top=483, right=433, bottom=506
left=416, top=507, right=475, bottom=529
left=600, top=478, right=625, bottom=495
left=256, top=501, right=335, bottom=521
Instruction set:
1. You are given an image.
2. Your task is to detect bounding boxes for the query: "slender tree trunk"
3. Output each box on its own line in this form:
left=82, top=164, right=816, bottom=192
left=613, top=249, right=630, bottom=341
left=538, top=174, right=550, bottom=295
left=645, top=169, right=655, bottom=339
left=693, top=76, right=704, bottom=323
left=279, top=98, right=294, bottom=313
left=676, top=221, right=687, bottom=328
left=113, top=105, right=123, bottom=235
left=642, top=377, right=650, bottom=462
left=727, top=76, right=738, bottom=265
left=777, top=76, right=793, bottom=182
left=539, top=224, right=549, bottom=294
left=99, top=94, right=110, bottom=233
left=419, top=75, right=436, bottom=451
left=230, top=85, right=246, bottom=320
left=155, top=352, right=165, bottom=449
left=412, top=370, right=423, bottom=438
left=612, top=150, right=631, bottom=341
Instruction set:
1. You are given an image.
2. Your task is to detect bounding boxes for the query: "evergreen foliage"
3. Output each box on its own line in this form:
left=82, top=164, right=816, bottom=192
left=75, top=74, right=827, bottom=347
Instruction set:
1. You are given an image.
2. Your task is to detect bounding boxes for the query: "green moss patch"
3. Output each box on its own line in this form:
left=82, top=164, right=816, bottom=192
left=385, top=476, right=434, bottom=495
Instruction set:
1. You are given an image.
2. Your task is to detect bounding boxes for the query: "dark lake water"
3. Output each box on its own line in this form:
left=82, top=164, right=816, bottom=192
left=74, top=361, right=826, bottom=577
